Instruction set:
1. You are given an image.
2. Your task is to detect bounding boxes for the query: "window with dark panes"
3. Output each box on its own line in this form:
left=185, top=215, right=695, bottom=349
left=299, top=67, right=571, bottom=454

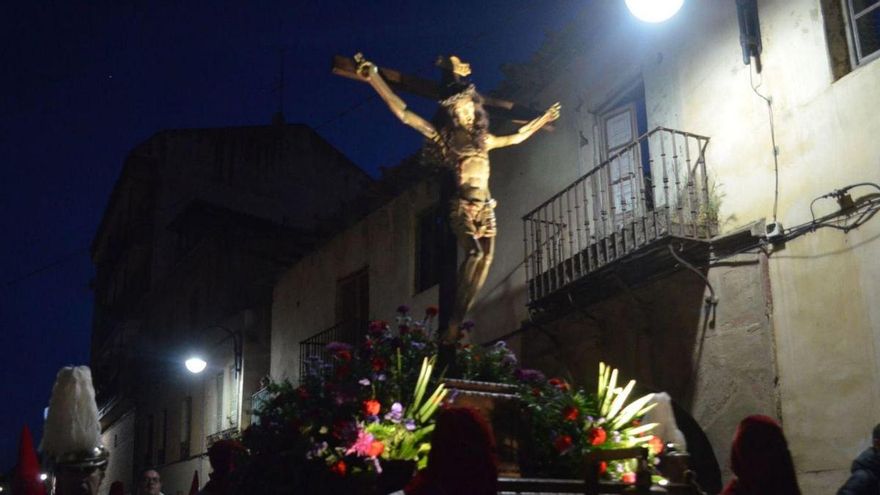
left=415, top=205, right=443, bottom=293
left=848, top=0, right=880, bottom=64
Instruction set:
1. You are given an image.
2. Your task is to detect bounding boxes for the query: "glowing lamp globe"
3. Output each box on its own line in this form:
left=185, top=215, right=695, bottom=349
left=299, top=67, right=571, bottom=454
left=625, top=0, right=684, bottom=23
left=185, top=357, right=207, bottom=374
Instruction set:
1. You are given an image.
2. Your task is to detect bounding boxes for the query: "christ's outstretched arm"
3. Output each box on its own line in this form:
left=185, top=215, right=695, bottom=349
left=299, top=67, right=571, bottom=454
left=487, top=102, right=561, bottom=150
left=354, top=53, right=439, bottom=141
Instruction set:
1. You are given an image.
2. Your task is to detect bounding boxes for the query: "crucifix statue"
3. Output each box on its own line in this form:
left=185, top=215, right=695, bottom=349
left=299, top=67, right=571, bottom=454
left=336, top=53, right=560, bottom=355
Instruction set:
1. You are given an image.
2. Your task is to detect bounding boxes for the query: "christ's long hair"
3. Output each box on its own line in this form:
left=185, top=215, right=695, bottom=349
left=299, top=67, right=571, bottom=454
left=424, top=84, right=490, bottom=168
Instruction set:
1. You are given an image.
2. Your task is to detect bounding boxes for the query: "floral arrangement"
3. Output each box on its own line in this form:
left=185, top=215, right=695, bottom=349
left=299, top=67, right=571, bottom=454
left=515, top=362, right=664, bottom=482
left=243, top=306, right=442, bottom=488
left=243, top=307, right=667, bottom=491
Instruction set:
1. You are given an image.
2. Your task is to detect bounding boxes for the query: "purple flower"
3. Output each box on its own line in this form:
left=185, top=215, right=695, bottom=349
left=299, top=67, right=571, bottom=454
left=403, top=419, right=416, bottom=431
left=325, top=341, right=352, bottom=354
left=460, top=320, right=475, bottom=331
left=384, top=402, right=403, bottom=423
left=514, top=368, right=546, bottom=383
left=397, top=304, right=410, bottom=314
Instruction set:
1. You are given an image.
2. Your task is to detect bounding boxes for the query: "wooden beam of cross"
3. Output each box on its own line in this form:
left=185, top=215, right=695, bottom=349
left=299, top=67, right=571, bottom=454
left=332, top=55, right=551, bottom=128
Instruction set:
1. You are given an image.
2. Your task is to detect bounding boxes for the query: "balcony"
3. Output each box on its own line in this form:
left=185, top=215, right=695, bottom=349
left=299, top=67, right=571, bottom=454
left=299, top=320, right=366, bottom=379
left=523, top=127, right=717, bottom=314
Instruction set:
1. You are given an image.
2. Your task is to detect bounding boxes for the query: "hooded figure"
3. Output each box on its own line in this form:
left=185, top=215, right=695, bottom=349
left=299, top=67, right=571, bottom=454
left=403, top=407, right=498, bottom=495
left=13, top=425, right=47, bottom=495
left=837, top=423, right=880, bottom=495
left=40, top=366, right=109, bottom=495
left=197, top=440, right=248, bottom=495
left=721, top=415, right=800, bottom=495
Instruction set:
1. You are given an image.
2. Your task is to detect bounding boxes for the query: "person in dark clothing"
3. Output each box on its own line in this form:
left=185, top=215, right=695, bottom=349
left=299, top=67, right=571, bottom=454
left=197, top=439, right=248, bottom=495
left=402, top=407, right=498, bottom=495
left=837, top=423, right=880, bottom=495
left=721, top=415, right=801, bottom=495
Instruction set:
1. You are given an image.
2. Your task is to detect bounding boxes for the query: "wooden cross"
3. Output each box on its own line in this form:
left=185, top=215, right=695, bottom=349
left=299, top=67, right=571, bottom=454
left=332, top=55, right=550, bottom=127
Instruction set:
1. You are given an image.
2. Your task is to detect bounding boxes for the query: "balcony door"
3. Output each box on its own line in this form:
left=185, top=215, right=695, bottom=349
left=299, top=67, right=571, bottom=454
left=598, top=85, right=650, bottom=229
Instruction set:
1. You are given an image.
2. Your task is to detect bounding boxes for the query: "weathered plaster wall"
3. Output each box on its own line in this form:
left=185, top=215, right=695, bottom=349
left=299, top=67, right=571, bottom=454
left=268, top=1, right=878, bottom=492
left=272, top=182, right=440, bottom=382
left=483, top=1, right=880, bottom=492
left=521, top=252, right=776, bottom=493
left=99, top=411, right=136, bottom=495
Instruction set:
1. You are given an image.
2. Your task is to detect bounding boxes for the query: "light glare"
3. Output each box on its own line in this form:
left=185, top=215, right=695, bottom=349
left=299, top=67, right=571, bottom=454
left=185, top=357, right=207, bottom=374
left=39, top=474, right=48, bottom=481
left=625, top=0, right=684, bottom=23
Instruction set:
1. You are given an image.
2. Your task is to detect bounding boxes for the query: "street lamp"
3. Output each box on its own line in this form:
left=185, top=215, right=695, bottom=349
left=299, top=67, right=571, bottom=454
left=625, top=0, right=684, bottom=23
left=185, top=357, right=207, bottom=374
left=185, top=326, right=244, bottom=431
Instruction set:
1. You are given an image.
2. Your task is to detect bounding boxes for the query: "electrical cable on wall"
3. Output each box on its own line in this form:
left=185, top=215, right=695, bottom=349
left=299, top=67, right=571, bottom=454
left=748, top=64, right=781, bottom=225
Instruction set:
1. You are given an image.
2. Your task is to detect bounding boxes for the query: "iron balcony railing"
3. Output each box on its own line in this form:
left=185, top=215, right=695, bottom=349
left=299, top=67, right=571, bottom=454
left=299, top=320, right=366, bottom=380
left=523, top=127, right=715, bottom=305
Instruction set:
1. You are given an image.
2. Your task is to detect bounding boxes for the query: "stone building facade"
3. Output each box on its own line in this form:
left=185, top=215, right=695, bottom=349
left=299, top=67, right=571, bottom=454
left=90, top=122, right=373, bottom=494
left=271, top=1, right=880, bottom=494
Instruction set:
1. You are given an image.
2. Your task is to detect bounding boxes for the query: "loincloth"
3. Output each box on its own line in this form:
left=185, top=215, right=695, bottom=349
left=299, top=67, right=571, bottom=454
left=449, top=195, right=497, bottom=239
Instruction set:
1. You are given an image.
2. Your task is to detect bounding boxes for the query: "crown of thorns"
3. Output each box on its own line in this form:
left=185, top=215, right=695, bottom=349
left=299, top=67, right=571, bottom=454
left=439, top=85, right=477, bottom=108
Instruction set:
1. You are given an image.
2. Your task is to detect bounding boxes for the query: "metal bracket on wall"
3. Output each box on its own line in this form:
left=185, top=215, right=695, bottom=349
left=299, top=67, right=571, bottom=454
left=668, top=244, right=718, bottom=307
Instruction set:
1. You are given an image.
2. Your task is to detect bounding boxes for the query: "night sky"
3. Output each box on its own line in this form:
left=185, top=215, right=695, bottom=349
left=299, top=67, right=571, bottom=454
left=0, top=1, right=583, bottom=470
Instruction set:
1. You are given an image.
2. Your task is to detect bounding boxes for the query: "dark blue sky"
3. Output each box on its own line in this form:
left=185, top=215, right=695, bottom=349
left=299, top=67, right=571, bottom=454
left=0, top=0, right=581, bottom=470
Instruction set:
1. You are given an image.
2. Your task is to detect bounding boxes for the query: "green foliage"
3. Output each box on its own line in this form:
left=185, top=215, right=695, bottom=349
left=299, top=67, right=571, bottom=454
left=241, top=309, right=665, bottom=490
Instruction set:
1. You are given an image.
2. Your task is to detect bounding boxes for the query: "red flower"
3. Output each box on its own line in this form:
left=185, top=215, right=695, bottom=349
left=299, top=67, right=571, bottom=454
left=562, top=405, right=579, bottom=421
left=598, top=461, right=608, bottom=475
left=621, top=472, right=636, bottom=484
left=296, top=386, right=309, bottom=400
left=330, top=460, right=347, bottom=476
left=336, top=350, right=352, bottom=362
left=531, top=387, right=542, bottom=397
left=367, top=440, right=385, bottom=458
left=371, top=357, right=386, bottom=372
left=548, top=378, right=570, bottom=392
left=648, top=435, right=664, bottom=455
left=363, top=399, right=381, bottom=416
left=368, top=320, right=387, bottom=335
left=425, top=305, right=439, bottom=317
left=588, top=427, right=607, bottom=446
left=553, top=435, right=573, bottom=453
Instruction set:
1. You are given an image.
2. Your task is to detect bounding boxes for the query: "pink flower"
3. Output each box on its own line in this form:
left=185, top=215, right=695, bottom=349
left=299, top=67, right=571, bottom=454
left=347, top=429, right=382, bottom=458
left=347, top=429, right=374, bottom=455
